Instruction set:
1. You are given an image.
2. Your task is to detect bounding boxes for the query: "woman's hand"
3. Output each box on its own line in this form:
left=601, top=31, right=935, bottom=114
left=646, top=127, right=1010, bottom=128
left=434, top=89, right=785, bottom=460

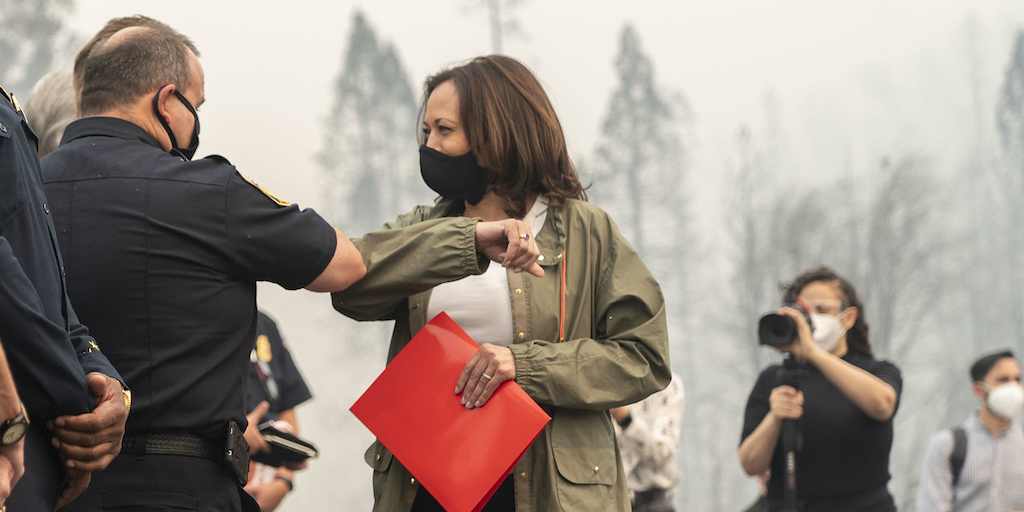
left=455, top=343, right=516, bottom=410
left=739, top=386, right=802, bottom=476
left=777, top=306, right=820, bottom=360
left=768, top=385, right=804, bottom=421
left=474, top=219, right=544, bottom=277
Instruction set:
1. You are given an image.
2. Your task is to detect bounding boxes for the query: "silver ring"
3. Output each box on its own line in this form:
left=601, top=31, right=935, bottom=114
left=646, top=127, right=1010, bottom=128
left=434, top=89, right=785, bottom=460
left=481, top=373, right=492, bottom=380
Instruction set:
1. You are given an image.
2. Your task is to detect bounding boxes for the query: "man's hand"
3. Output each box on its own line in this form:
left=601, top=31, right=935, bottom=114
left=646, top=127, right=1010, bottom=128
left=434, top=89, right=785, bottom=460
left=609, top=406, right=630, bottom=424
left=0, top=441, right=24, bottom=507
left=53, top=468, right=90, bottom=509
left=244, top=477, right=290, bottom=512
left=244, top=402, right=271, bottom=456
left=49, top=373, right=128, bottom=472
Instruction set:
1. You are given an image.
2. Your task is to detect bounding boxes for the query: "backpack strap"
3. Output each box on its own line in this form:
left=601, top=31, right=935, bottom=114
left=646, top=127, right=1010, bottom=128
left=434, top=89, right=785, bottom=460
left=949, top=427, right=967, bottom=488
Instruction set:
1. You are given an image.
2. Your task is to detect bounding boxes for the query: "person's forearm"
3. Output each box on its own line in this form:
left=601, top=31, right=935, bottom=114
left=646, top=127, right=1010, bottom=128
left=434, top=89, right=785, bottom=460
left=806, top=349, right=896, bottom=421
left=276, top=409, right=298, bottom=434
left=0, top=343, right=20, bottom=420
left=738, top=413, right=782, bottom=476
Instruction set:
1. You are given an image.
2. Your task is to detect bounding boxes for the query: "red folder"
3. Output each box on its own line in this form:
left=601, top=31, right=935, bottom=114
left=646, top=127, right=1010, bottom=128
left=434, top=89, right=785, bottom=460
left=350, top=312, right=550, bottom=512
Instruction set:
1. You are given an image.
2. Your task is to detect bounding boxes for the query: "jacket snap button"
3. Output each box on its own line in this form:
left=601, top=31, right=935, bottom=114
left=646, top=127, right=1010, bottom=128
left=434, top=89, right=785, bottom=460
left=410, top=478, right=416, bottom=485
left=593, top=466, right=599, bottom=473
left=517, top=332, right=525, bottom=339
left=514, top=288, right=522, bottom=294
left=375, top=454, right=381, bottom=461
left=537, top=255, right=545, bottom=261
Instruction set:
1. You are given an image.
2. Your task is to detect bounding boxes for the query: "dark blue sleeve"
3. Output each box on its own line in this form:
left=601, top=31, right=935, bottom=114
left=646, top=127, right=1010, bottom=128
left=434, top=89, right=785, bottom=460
left=67, top=296, right=125, bottom=388
left=0, top=237, right=93, bottom=420
left=225, top=170, right=337, bottom=290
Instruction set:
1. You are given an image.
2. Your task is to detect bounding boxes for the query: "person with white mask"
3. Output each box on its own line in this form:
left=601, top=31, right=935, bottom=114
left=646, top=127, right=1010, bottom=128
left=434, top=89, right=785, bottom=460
left=916, top=350, right=1024, bottom=512
left=738, top=266, right=902, bottom=511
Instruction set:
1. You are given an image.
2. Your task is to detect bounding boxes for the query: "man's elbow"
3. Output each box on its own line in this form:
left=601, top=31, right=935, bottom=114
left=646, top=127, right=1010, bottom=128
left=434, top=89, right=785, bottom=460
left=306, top=256, right=366, bottom=292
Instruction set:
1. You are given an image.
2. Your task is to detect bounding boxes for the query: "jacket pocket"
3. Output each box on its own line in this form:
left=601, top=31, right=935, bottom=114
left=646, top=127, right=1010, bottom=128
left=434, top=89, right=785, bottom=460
left=550, top=408, right=618, bottom=510
left=552, top=445, right=617, bottom=510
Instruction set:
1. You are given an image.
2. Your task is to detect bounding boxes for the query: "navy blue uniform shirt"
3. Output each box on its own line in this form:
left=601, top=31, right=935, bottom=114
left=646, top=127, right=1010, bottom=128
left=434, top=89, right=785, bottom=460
left=246, top=310, right=312, bottom=421
left=42, top=117, right=336, bottom=439
left=0, top=89, right=120, bottom=421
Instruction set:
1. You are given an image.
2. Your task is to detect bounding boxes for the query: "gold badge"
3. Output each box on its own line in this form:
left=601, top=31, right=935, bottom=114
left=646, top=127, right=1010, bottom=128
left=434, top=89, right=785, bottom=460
left=236, top=170, right=291, bottom=207
left=256, top=335, right=273, bottom=363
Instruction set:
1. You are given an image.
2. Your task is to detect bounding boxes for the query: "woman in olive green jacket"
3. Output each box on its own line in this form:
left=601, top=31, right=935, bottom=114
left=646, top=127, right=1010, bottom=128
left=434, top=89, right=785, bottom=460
left=332, top=55, right=671, bottom=512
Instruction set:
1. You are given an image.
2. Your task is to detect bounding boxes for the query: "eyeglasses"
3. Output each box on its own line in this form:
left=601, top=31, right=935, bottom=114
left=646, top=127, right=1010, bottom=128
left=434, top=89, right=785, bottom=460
left=806, top=299, right=846, bottom=315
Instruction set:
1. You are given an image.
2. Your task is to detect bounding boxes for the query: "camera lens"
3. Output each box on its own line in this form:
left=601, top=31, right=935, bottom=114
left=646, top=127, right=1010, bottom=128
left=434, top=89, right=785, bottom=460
left=758, top=313, right=797, bottom=347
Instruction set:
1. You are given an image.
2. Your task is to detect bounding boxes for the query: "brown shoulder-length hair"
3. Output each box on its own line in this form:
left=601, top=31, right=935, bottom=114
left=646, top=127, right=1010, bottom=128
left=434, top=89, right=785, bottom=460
left=781, top=266, right=874, bottom=358
left=420, top=55, right=586, bottom=218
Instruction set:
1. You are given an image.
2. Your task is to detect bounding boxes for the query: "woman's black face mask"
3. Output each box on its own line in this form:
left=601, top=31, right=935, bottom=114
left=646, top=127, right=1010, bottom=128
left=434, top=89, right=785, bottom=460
left=152, top=85, right=200, bottom=160
left=419, top=145, right=487, bottom=205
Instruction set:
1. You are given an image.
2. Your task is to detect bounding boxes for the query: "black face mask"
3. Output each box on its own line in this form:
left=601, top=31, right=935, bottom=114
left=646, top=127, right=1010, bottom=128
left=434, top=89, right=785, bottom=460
left=152, top=85, right=200, bottom=160
left=419, top=145, right=488, bottom=205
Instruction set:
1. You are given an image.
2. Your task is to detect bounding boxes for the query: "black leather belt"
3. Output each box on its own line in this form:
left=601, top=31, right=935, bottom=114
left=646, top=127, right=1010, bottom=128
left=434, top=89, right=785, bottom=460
left=121, top=432, right=220, bottom=460
left=120, top=422, right=249, bottom=486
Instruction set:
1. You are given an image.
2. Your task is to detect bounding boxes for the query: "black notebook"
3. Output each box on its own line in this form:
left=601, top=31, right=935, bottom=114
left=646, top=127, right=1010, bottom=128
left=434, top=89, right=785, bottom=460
left=251, top=422, right=319, bottom=467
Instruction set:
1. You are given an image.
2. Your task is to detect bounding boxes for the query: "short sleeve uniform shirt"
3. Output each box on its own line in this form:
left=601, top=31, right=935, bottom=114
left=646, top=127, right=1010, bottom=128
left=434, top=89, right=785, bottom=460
left=42, top=117, right=336, bottom=438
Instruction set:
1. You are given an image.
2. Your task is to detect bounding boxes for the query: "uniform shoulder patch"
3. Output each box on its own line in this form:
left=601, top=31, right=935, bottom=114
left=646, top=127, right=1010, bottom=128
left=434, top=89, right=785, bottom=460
left=236, top=169, right=291, bottom=207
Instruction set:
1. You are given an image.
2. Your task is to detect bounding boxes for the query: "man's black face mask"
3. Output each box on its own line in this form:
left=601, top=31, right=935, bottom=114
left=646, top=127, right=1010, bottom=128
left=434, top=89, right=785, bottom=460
left=152, top=85, right=200, bottom=160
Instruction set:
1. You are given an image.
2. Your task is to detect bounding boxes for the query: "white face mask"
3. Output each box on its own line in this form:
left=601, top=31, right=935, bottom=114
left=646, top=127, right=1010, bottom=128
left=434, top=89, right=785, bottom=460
left=810, top=313, right=848, bottom=353
left=985, top=382, right=1024, bottom=420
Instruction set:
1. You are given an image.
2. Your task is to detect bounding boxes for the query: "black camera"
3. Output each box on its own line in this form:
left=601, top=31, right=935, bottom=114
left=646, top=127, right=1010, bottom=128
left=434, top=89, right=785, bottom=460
left=757, top=300, right=813, bottom=348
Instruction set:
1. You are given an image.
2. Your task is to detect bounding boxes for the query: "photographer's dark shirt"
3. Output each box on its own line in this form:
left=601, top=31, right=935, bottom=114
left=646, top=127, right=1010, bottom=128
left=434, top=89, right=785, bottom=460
left=741, top=353, right=902, bottom=510
left=42, top=117, right=336, bottom=440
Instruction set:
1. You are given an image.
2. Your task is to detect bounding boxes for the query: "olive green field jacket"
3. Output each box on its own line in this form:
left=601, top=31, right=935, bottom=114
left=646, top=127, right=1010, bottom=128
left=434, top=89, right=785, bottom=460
left=332, top=198, right=671, bottom=512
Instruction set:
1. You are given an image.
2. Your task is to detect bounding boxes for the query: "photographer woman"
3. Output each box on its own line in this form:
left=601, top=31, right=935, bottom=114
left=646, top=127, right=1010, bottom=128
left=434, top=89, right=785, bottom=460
left=331, top=55, right=670, bottom=512
left=738, top=267, right=901, bottom=511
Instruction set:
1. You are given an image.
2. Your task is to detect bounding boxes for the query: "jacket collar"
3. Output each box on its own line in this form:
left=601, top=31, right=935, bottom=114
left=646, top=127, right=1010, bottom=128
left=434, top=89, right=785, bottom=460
left=61, top=117, right=163, bottom=151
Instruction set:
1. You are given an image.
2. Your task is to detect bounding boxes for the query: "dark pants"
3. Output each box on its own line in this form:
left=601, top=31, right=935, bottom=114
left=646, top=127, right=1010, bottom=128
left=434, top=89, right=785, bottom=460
left=411, top=473, right=514, bottom=512
left=61, top=452, right=259, bottom=512
left=632, top=488, right=675, bottom=512
left=6, top=424, right=63, bottom=511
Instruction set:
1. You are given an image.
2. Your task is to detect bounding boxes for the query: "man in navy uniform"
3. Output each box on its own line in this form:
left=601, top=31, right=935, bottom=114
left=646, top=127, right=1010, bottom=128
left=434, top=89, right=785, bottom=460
left=243, top=310, right=314, bottom=511
left=41, top=21, right=365, bottom=512
left=0, top=83, right=129, bottom=510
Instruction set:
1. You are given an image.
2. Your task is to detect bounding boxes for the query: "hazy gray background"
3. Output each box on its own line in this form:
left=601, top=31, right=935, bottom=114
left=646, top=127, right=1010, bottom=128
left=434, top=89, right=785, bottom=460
left=4, top=0, right=1024, bottom=510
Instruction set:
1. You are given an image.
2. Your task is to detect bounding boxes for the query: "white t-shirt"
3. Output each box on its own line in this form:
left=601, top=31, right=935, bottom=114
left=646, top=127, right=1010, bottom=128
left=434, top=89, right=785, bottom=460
left=427, top=197, right=549, bottom=346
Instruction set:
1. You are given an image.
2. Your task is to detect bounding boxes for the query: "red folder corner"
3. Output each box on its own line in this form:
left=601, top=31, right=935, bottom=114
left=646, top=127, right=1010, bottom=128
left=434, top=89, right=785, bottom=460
left=350, top=312, right=550, bottom=512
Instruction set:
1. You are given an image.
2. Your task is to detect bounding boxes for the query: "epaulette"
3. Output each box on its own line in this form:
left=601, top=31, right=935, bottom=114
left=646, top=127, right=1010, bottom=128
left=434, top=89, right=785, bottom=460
left=0, top=82, right=23, bottom=113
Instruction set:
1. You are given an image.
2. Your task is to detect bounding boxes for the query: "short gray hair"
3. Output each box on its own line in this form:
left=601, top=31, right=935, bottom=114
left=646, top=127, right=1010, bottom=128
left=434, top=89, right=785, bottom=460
left=24, top=70, right=76, bottom=157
